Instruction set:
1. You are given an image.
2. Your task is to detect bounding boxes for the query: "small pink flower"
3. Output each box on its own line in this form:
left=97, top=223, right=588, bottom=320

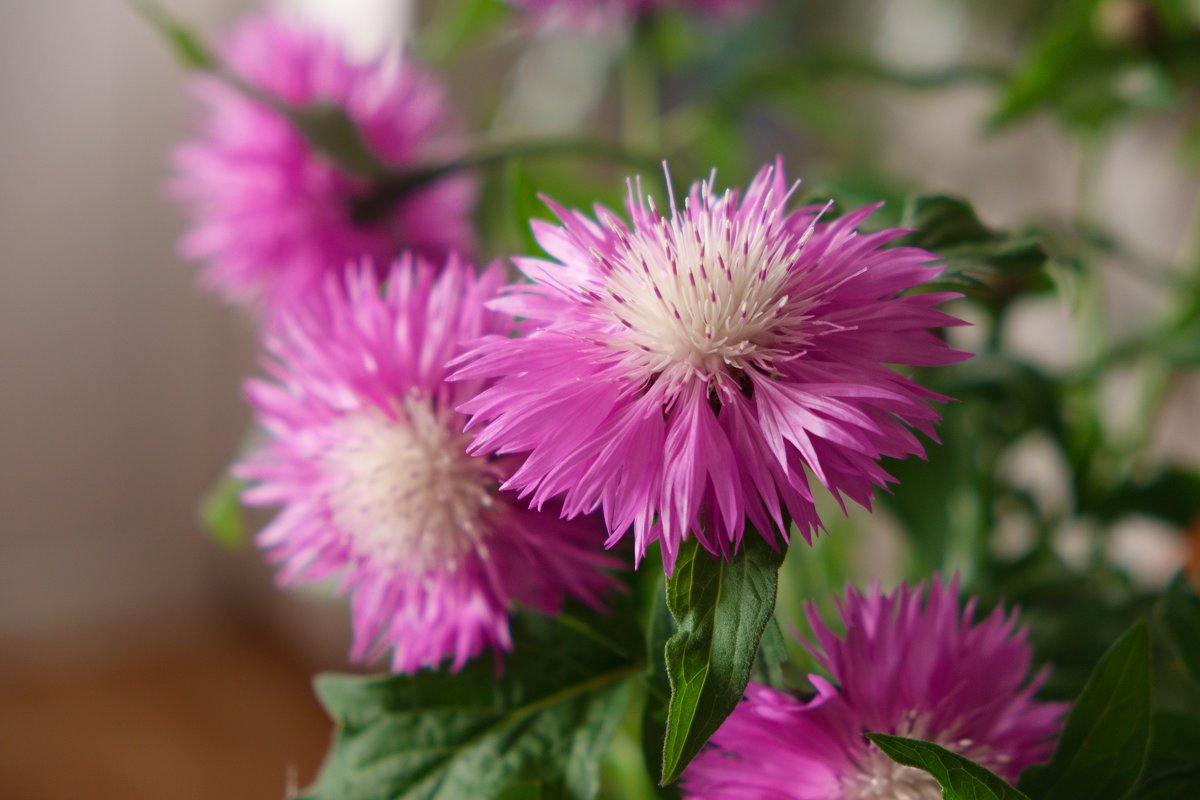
left=682, top=577, right=1067, bottom=799
left=171, top=13, right=476, bottom=322
left=236, top=255, right=618, bottom=673
left=456, top=160, right=968, bottom=572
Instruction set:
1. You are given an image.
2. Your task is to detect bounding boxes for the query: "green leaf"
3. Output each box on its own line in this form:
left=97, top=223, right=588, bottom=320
left=897, top=195, right=1049, bottom=292
left=285, top=104, right=386, bottom=178
left=196, top=471, right=248, bottom=549
left=1094, top=469, right=1200, bottom=529
left=416, top=0, right=510, bottom=65
left=128, top=0, right=217, bottom=71
left=1127, top=711, right=1200, bottom=798
left=298, top=610, right=640, bottom=800
left=867, top=734, right=1031, bottom=800
left=1144, top=711, right=1200, bottom=777
left=749, top=615, right=788, bottom=689
left=1021, top=621, right=1152, bottom=800
left=1160, top=573, right=1200, bottom=687
left=989, top=0, right=1111, bottom=130
left=660, top=531, right=787, bottom=784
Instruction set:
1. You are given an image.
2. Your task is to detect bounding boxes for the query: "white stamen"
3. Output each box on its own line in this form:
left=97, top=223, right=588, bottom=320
left=323, top=396, right=498, bottom=571
left=599, top=180, right=814, bottom=386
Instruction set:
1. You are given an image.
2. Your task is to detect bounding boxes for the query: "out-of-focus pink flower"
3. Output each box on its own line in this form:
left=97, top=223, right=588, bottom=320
left=236, top=255, right=618, bottom=673
left=682, top=577, right=1067, bottom=799
left=171, top=13, right=476, bottom=322
left=456, top=160, right=968, bottom=572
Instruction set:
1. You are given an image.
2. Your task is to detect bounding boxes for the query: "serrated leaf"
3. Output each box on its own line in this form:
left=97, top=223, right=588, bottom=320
left=1160, top=573, right=1200, bottom=687
left=868, top=734, right=1031, bottom=800
left=299, top=610, right=640, bottom=800
left=898, top=195, right=1048, bottom=285
left=1021, top=621, right=1152, bottom=800
left=660, top=531, right=787, bottom=784
left=197, top=471, right=248, bottom=549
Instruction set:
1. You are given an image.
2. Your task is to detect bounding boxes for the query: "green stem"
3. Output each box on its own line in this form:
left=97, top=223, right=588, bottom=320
left=351, top=138, right=660, bottom=224
left=620, top=19, right=663, bottom=153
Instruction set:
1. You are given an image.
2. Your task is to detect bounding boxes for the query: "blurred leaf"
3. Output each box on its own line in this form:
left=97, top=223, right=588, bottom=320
left=660, top=531, right=787, bottom=784
left=494, top=780, right=567, bottom=800
left=990, top=0, right=1122, bottom=130
left=990, top=0, right=1200, bottom=131
left=1127, top=711, right=1200, bottom=798
left=288, top=104, right=386, bottom=177
left=197, top=472, right=248, bottom=550
left=977, top=549, right=1153, bottom=701
left=1021, top=621, right=1152, bottom=800
left=129, top=0, right=217, bottom=70
left=897, top=196, right=1049, bottom=301
left=417, top=0, right=510, bottom=65
left=507, top=160, right=546, bottom=257
left=868, top=734, right=1031, bottom=800
left=1160, top=573, right=1200, bottom=686
left=299, top=609, right=641, bottom=800
left=1094, top=469, right=1200, bottom=529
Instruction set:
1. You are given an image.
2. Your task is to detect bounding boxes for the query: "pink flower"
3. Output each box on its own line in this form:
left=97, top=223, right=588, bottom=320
left=171, top=13, right=476, bottom=322
left=455, top=160, right=968, bottom=572
left=236, top=255, right=618, bottom=673
left=681, top=577, right=1067, bottom=799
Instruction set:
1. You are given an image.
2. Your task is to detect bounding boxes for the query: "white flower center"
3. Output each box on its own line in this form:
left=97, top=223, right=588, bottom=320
left=323, top=394, right=499, bottom=571
left=596, top=176, right=819, bottom=391
left=840, top=713, right=999, bottom=800
left=842, top=746, right=943, bottom=800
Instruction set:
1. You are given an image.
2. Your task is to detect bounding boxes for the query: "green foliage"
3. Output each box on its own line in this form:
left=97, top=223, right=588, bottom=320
left=991, top=0, right=1200, bottom=131
left=1160, top=574, right=1200, bottom=687
left=1127, top=711, right=1200, bottom=798
left=196, top=472, right=248, bottom=550
left=1093, top=470, right=1200, bottom=529
left=129, top=0, right=216, bottom=71
left=868, top=734, right=1031, bottom=800
left=897, top=195, right=1049, bottom=290
left=298, top=609, right=641, bottom=800
left=659, top=532, right=787, bottom=784
left=416, top=0, right=511, bottom=65
left=1021, top=621, right=1152, bottom=800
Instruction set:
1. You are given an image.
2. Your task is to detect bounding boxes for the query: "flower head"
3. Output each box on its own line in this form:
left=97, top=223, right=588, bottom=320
left=236, top=255, right=617, bottom=673
left=681, top=577, right=1067, bottom=799
left=456, top=160, right=968, bottom=572
left=171, top=13, right=476, bottom=321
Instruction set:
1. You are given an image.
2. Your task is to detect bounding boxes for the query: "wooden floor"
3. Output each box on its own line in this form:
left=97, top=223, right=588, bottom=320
left=0, top=617, right=336, bottom=800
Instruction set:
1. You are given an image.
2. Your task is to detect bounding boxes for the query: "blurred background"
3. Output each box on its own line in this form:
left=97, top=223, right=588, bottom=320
left=2, top=0, right=1199, bottom=798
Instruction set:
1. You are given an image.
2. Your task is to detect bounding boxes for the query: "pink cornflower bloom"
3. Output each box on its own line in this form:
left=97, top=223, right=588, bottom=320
left=171, top=13, right=476, bottom=322
left=681, top=577, right=1067, bottom=799
left=236, top=255, right=617, bottom=674
left=455, top=160, right=968, bottom=572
